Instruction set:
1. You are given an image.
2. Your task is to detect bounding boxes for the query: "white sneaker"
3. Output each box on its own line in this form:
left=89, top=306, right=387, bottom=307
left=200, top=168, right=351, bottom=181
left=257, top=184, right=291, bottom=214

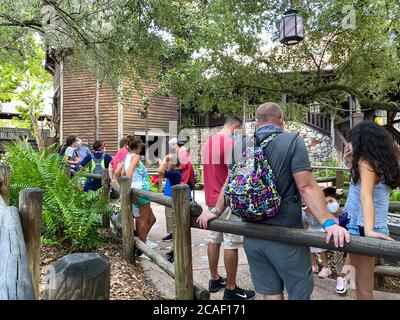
left=146, top=239, right=158, bottom=249
left=335, top=277, right=348, bottom=295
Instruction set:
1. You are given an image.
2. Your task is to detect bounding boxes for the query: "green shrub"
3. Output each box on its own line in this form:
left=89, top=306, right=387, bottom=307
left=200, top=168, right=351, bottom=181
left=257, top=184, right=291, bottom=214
left=390, top=189, right=400, bottom=202
left=313, top=159, right=351, bottom=181
left=5, top=140, right=112, bottom=250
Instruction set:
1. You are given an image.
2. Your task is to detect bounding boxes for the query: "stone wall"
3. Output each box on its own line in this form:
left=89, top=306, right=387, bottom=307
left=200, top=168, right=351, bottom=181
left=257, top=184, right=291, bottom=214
left=285, top=122, right=334, bottom=165
left=182, top=121, right=335, bottom=166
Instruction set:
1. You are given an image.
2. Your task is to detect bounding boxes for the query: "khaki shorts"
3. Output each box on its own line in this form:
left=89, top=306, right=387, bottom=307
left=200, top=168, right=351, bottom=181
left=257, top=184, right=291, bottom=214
left=207, top=207, right=243, bottom=250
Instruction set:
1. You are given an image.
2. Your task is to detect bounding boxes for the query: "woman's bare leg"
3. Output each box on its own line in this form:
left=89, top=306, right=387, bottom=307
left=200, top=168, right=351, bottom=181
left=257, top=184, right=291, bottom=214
left=138, top=203, right=156, bottom=242
left=348, top=253, right=375, bottom=300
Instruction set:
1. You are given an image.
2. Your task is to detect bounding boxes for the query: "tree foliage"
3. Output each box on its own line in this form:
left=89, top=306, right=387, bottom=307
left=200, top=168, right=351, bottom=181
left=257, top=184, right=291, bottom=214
left=1, top=0, right=399, bottom=118
left=0, top=27, right=52, bottom=147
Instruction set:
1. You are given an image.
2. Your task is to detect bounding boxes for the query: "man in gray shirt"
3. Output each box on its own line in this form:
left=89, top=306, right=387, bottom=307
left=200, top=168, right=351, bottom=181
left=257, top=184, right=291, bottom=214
left=197, top=102, right=350, bottom=300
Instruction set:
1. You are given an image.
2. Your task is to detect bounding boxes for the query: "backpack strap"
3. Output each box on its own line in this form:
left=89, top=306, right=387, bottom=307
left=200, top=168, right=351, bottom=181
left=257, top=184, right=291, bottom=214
left=275, top=133, right=299, bottom=179
left=262, top=132, right=300, bottom=202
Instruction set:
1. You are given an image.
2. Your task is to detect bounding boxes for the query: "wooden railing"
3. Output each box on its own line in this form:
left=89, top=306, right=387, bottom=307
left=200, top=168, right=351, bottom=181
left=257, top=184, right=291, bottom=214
left=112, top=180, right=400, bottom=300
left=188, top=113, right=206, bottom=127
left=0, top=128, right=50, bottom=141
left=304, top=112, right=331, bottom=135
left=187, top=114, right=225, bottom=128
left=5, top=158, right=400, bottom=300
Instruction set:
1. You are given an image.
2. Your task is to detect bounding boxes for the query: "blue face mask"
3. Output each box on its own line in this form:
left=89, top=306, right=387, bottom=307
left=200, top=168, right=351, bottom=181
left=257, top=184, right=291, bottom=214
left=232, top=134, right=240, bottom=142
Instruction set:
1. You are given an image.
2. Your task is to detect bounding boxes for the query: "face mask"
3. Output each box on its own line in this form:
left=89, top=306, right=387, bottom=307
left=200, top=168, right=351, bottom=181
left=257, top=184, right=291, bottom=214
left=232, top=134, right=239, bottom=142
left=327, top=202, right=340, bottom=214
left=76, top=139, right=82, bottom=147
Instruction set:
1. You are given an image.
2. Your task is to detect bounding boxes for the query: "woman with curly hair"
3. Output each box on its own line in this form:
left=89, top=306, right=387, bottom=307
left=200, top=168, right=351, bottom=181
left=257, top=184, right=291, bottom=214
left=344, top=120, right=400, bottom=299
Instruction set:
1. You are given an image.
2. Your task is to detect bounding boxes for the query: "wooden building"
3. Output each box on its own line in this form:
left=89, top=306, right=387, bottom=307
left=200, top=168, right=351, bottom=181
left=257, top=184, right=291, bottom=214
left=45, top=51, right=179, bottom=155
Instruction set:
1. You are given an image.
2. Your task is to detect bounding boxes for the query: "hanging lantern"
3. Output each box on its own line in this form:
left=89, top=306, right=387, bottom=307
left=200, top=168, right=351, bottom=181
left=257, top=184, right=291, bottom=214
left=279, top=9, right=304, bottom=46
left=309, top=101, right=321, bottom=114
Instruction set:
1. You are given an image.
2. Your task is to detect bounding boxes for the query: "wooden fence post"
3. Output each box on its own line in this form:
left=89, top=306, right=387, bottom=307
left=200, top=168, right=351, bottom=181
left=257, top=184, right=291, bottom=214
left=44, top=253, right=110, bottom=300
left=336, top=169, right=344, bottom=189
left=0, top=206, right=35, bottom=300
left=0, top=164, right=10, bottom=205
left=172, top=184, right=194, bottom=300
left=101, top=169, right=110, bottom=228
left=18, top=188, right=43, bottom=300
left=120, top=176, right=135, bottom=264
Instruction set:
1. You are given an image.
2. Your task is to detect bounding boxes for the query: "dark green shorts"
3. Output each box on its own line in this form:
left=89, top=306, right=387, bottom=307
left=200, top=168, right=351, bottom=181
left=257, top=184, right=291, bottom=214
left=135, top=197, right=150, bottom=207
left=243, top=236, right=314, bottom=300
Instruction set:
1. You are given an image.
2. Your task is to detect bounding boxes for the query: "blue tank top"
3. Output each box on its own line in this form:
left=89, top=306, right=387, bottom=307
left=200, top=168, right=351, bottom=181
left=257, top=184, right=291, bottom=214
left=344, top=181, right=390, bottom=228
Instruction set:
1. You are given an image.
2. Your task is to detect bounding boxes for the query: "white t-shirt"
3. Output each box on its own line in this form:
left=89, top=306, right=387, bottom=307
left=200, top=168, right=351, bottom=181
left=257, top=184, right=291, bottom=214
left=302, top=211, right=324, bottom=232
left=65, top=146, right=77, bottom=160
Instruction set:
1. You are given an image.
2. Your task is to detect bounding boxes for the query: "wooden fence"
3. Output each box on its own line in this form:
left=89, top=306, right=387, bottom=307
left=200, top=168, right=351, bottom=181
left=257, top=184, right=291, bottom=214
left=96, top=164, right=400, bottom=299
left=3, top=161, right=400, bottom=300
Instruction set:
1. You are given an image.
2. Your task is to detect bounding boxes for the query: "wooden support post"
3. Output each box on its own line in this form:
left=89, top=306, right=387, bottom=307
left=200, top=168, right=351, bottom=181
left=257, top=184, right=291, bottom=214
left=19, top=188, right=43, bottom=300
left=0, top=206, right=35, bottom=300
left=44, top=253, right=110, bottom=300
left=336, top=170, right=344, bottom=189
left=101, top=169, right=110, bottom=228
left=0, top=164, right=10, bottom=205
left=172, top=184, right=193, bottom=300
left=120, top=176, right=135, bottom=264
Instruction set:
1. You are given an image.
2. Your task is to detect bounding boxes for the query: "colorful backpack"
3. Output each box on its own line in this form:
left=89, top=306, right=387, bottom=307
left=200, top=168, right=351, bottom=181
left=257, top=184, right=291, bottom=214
left=224, top=134, right=281, bottom=222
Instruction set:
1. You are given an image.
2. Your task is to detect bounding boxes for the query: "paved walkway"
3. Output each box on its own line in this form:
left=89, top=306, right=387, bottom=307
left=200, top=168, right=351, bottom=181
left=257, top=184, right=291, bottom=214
left=140, top=191, right=400, bottom=300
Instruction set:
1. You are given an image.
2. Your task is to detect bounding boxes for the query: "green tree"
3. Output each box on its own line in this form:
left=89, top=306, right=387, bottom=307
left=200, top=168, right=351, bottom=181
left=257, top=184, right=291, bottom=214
left=0, top=39, right=51, bottom=149
left=1, top=0, right=399, bottom=119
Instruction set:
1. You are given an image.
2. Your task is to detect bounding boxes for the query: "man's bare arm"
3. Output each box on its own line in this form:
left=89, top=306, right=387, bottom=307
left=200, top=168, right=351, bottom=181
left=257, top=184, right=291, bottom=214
left=293, top=171, right=333, bottom=224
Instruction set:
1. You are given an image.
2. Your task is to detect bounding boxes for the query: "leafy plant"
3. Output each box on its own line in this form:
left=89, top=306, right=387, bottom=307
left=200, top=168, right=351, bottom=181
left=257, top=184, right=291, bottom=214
left=193, top=164, right=202, bottom=183
left=5, top=139, right=112, bottom=250
left=390, top=190, right=400, bottom=202
left=313, top=159, right=351, bottom=182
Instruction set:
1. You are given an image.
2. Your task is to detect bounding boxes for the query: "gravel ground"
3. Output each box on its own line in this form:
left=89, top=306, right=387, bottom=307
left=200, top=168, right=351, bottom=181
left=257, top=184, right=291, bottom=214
left=39, top=229, right=165, bottom=300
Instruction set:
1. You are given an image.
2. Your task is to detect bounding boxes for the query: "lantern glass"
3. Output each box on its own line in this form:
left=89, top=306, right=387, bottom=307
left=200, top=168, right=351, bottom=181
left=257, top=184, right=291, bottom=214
left=309, top=102, right=320, bottom=114
left=279, top=9, right=304, bottom=46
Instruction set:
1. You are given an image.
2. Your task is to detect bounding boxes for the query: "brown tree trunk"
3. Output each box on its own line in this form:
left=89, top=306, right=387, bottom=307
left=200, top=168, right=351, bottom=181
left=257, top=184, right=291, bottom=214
left=28, top=112, right=44, bottom=151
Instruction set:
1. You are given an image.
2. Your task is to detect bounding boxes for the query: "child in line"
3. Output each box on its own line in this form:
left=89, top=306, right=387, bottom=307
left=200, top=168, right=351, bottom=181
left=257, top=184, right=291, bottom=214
left=61, top=135, right=80, bottom=174
left=302, top=202, right=332, bottom=279
left=158, top=153, right=182, bottom=263
left=322, top=187, right=352, bottom=295
left=302, top=186, right=344, bottom=279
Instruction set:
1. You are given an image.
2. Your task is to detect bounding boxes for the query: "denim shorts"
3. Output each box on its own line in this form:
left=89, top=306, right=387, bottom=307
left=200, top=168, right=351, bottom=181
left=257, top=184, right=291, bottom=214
left=348, top=223, right=389, bottom=237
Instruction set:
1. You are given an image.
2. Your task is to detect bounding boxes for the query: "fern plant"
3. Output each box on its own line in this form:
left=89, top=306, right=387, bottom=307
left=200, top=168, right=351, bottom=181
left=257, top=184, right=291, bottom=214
left=5, top=139, right=112, bottom=250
